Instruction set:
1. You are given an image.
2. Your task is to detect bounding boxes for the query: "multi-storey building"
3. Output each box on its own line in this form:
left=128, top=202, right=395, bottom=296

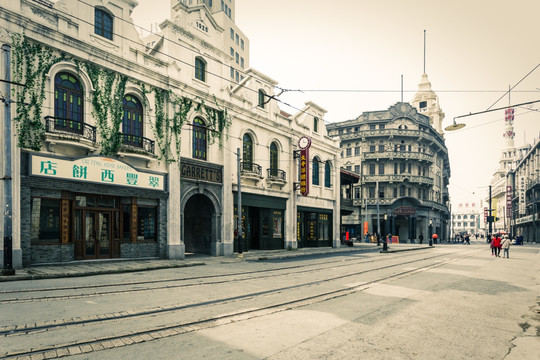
left=510, top=138, right=540, bottom=242
left=0, top=0, right=340, bottom=268
left=328, top=74, right=451, bottom=243
left=450, top=202, right=485, bottom=238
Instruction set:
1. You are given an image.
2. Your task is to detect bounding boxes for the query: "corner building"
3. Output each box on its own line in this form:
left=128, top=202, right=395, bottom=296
left=0, top=0, right=341, bottom=268
left=328, top=78, right=451, bottom=242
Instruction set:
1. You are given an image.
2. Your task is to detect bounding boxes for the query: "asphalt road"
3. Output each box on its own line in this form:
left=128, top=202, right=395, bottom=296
left=1, top=243, right=538, bottom=359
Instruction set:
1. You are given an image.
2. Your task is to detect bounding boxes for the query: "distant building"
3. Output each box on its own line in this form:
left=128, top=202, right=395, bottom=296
left=451, top=202, right=485, bottom=237
left=328, top=75, right=451, bottom=243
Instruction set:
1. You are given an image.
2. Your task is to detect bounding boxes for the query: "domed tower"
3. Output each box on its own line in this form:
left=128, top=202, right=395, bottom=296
left=411, top=73, right=445, bottom=135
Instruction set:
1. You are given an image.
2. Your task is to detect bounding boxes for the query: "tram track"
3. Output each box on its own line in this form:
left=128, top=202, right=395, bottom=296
left=0, top=250, right=424, bottom=304
left=1, top=248, right=486, bottom=360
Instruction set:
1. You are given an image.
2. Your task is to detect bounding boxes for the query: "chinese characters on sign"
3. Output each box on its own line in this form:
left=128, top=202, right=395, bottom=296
left=31, top=155, right=165, bottom=191
left=300, top=148, right=309, bottom=196
left=506, top=185, right=512, bottom=218
left=519, top=176, right=526, bottom=215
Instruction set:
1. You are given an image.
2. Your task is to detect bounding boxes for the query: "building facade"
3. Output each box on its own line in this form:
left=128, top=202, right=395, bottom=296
left=450, top=202, right=485, bottom=238
left=0, top=0, right=341, bottom=268
left=328, top=96, right=451, bottom=243
left=510, top=138, right=540, bottom=243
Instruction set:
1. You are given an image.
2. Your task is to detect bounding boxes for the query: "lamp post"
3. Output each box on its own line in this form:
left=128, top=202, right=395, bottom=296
left=429, top=219, right=433, bottom=246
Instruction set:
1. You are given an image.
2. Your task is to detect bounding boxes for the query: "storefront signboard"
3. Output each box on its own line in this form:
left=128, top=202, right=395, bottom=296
left=30, top=155, right=165, bottom=191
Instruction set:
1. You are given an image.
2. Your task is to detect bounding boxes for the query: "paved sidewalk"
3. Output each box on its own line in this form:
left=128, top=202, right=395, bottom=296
left=0, top=243, right=430, bottom=282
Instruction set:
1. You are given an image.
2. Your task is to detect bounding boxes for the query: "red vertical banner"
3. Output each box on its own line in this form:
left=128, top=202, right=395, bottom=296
left=300, top=148, right=309, bottom=196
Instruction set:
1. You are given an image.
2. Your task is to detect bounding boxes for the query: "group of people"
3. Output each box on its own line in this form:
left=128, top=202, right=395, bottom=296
left=489, top=233, right=512, bottom=258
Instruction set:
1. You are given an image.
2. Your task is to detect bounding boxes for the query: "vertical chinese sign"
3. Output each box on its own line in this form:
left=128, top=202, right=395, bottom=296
left=506, top=185, right=512, bottom=219
left=300, top=148, right=309, bottom=196
left=298, top=136, right=311, bottom=197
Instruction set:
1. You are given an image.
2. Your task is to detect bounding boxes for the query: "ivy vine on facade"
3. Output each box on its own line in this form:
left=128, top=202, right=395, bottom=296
left=10, top=34, right=231, bottom=160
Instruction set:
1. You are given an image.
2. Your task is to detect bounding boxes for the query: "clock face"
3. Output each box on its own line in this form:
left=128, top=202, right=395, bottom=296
left=298, top=136, right=310, bottom=149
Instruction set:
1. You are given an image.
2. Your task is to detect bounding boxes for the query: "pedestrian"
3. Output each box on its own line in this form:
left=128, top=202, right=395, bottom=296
left=419, top=233, right=424, bottom=244
left=501, top=235, right=511, bottom=258
left=376, top=232, right=380, bottom=246
left=365, top=232, right=370, bottom=243
left=465, top=234, right=470, bottom=245
left=493, top=234, right=502, bottom=257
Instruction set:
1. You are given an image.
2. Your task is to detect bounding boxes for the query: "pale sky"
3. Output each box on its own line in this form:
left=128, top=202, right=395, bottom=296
left=131, top=0, right=540, bottom=206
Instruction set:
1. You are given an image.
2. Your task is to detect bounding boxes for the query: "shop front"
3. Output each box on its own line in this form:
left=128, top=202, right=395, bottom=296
left=297, top=207, right=332, bottom=248
left=233, top=193, right=286, bottom=251
left=180, top=158, right=223, bottom=256
left=22, top=154, right=167, bottom=266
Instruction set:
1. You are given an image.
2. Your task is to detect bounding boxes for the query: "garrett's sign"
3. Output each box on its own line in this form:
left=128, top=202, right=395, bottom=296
left=393, top=206, right=416, bottom=216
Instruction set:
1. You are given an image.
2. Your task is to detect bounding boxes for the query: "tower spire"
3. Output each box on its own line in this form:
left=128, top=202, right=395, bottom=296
left=423, top=30, right=426, bottom=74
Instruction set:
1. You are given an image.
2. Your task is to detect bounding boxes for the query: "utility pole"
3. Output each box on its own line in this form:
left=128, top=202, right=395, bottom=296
left=488, top=185, right=493, bottom=235
left=2, top=44, right=15, bottom=275
left=236, top=148, right=243, bottom=257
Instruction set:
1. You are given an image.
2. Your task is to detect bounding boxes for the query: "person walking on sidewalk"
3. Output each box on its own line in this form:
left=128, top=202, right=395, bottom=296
left=501, top=235, right=511, bottom=258
left=492, top=234, right=502, bottom=257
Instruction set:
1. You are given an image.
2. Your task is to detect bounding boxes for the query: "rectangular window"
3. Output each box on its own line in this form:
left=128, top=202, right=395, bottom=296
left=379, top=163, right=384, bottom=174
left=314, top=117, right=319, bottom=132
left=379, top=186, right=385, bottom=199
left=240, top=57, right=244, bottom=68
left=241, top=39, right=244, bottom=50
left=235, top=53, right=239, bottom=64
left=138, top=207, right=157, bottom=241
left=400, top=163, right=406, bottom=174
left=346, top=148, right=352, bottom=157
left=230, top=47, right=234, bottom=57
left=369, top=124, right=376, bottom=130
left=369, top=145, right=376, bottom=152
left=394, top=188, right=398, bottom=197
left=369, top=186, right=375, bottom=198
left=369, top=164, right=376, bottom=175
left=354, top=147, right=360, bottom=156
left=30, top=198, right=61, bottom=243
left=394, top=163, right=398, bottom=174
left=230, top=28, right=234, bottom=40
left=354, top=165, right=360, bottom=173
left=230, top=66, right=234, bottom=79
left=354, top=187, right=360, bottom=199
left=236, top=34, right=239, bottom=45
left=379, top=145, right=385, bottom=152
left=379, top=124, right=385, bottom=130
left=420, top=101, right=427, bottom=108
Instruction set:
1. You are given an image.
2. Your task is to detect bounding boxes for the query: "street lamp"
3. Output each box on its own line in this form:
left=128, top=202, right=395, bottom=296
left=444, top=99, right=540, bottom=132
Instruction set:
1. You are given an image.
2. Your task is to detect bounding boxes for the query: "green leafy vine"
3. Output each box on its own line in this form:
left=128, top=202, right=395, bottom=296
left=82, top=62, right=128, bottom=155
left=11, top=34, right=61, bottom=150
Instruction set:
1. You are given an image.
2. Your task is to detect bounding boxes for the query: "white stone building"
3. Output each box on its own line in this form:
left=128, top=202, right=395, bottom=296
left=0, top=0, right=341, bottom=268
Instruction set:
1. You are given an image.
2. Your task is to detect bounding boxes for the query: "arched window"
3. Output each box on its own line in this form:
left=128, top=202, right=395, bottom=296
left=195, top=57, right=206, bottom=82
left=324, top=161, right=331, bottom=188
left=312, top=157, right=320, bottom=186
left=193, top=117, right=207, bottom=160
left=258, top=89, right=266, bottom=108
left=95, top=8, right=113, bottom=40
left=270, top=142, right=278, bottom=176
left=122, top=95, right=143, bottom=147
left=54, top=72, right=83, bottom=134
left=243, top=133, right=253, bottom=166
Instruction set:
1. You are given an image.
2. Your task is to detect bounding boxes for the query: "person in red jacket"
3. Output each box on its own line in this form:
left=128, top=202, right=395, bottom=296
left=493, top=234, right=502, bottom=257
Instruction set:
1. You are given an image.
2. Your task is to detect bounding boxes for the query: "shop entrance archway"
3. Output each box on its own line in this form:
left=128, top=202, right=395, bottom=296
left=184, top=194, right=214, bottom=255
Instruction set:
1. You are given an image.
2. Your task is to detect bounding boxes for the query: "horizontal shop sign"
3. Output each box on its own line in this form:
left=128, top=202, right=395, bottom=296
left=30, top=155, right=165, bottom=191
left=180, top=158, right=223, bottom=184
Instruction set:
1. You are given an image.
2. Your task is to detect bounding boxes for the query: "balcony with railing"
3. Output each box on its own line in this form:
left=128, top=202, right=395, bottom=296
left=44, top=116, right=97, bottom=152
left=241, top=161, right=263, bottom=184
left=118, top=133, right=158, bottom=165
left=266, top=168, right=287, bottom=188
left=363, top=150, right=434, bottom=162
left=363, top=174, right=434, bottom=186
